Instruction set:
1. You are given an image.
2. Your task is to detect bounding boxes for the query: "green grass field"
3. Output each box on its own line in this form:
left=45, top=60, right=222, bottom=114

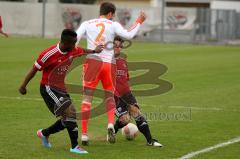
left=0, top=37, right=240, bottom=159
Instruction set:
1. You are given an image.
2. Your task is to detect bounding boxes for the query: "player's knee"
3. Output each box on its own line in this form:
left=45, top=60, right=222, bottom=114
left=82, top=95, right=93, bottom=103
left=129, top=105, right=140, bottom=118
left=64, top=104, right=77, bottom=119
left=119, top=114, right=130, bottom=125
left=83, top=88, right=94, bottom=97
left=83, top=89, right=93, bottom=99
left=62, top=118, right=78, bottom=130
left=62, top=105, right=77, bottom=129
left=105, top=96, right=115, bottom=105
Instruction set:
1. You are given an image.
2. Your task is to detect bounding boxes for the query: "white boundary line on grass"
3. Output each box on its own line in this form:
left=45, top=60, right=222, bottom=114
left=178, top=136, right=240, bottom=159
left=0, top=96, right=81, bottom=102
left=0, top=96, right=231, bottom=112
left=2, top=96, right=240, bottom=112
left=168, top=106, right=222, bottom=111
left=0, top=96, right=223, bottom=111
left=0, top=96, right=43, bottom=101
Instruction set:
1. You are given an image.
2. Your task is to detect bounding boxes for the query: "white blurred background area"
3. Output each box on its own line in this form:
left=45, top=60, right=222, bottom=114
left=0, top=0, right=240, bottom=44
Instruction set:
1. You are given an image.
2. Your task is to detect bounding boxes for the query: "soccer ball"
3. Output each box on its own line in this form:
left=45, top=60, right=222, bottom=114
left=121, top=123, right=138, bottom=140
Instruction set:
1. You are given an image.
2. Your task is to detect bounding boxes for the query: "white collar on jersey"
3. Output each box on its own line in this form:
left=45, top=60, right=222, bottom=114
left=57, top=43, right=67, bottom=55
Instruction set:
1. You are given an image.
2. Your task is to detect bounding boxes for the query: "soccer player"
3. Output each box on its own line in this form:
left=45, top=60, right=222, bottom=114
left=113, top=36, right=163, bottom=147
left=0, top=16, right=8, bottom=37
left=76, top=2, right=146, bottom=145
left=18, top=29, right=103, bottom=154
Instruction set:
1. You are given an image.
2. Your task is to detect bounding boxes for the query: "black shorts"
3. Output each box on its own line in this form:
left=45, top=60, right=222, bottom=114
left=40, top=85, right=72, bottom=117
left=115, top=91, right=138, bottom=118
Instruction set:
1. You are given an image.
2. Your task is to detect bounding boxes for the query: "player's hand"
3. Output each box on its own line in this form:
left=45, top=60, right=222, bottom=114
left=137, top=11, right=146, bottom=24
left=19, top=86, right=27, bottom=95
left=94, top=44, right=104, bottom=53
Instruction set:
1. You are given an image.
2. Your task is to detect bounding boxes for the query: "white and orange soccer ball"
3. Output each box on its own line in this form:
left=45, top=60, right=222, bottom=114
left=121, top=123, right=139, bottom=140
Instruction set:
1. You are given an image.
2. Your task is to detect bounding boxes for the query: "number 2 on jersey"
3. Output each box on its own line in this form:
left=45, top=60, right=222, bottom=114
left=95, top=23, right=105, bottom=45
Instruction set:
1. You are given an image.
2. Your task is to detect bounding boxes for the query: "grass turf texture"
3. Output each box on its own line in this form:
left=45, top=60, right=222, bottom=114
left=0, top=37, right=240, bottom=159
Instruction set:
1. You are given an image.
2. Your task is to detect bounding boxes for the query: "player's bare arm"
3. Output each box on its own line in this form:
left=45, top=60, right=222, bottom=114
left=83, top=44, right=104, bottom=54
left=19, top=67, right=38, bottom=95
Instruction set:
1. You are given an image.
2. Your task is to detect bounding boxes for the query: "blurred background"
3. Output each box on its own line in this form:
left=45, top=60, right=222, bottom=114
left=1, top=2, right=240, bottom=158
left=0, top=0, right=240, bottom=44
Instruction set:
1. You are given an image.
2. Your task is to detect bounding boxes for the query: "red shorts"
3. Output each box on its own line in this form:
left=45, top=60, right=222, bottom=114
left=83, top=58, right=116, bottom=92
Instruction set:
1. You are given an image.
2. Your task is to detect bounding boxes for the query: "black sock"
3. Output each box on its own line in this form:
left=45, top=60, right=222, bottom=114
left=135, top=115, right=152, bottom=143
left=65, top=121, right=79, bottom=148
left=114, top=119, right=127, bottom=134
left=42, top=119, right=65, bottom=137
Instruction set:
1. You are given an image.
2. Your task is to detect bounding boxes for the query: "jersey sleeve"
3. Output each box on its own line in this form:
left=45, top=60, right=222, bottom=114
left=74, top=47, right=85, bottom=56
left=33, top=50, right=53, bottom=71
left=76, top=21, right=87, bottom=45
left=33, top=52, right=46, bottom=71
left=113, top=21, right=141, bottom=39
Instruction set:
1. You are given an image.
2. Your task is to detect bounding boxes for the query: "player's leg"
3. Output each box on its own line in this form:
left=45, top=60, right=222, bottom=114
left=0, top=16, right=8, bottom=37
left=81, top=87, right=94, bottom=145
left=114, top=97, right=130, bottom=134
left=81, top=58, right=102, bottom=145
left=101, top=62, right=116, bottom=143
left=121, top=92, right=162, bottom=147
left=40, top=85, right=87, bottom=153
left=114, top=114, right=130, bottom=132
left=104, top=90, right=116, bottom=143
left=129, top=105, right=162, bottom=147
left=128, top=105, right=152, bottom=142
left=62, top=104, right=88, bottom=154
left=104, top=91, right=116, bottom=127
left=38, top=85, right=67, bottom=148
left=0, top=30, right=8, bottom=37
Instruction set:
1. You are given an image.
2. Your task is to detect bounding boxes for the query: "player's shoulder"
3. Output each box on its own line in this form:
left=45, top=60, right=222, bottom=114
left=38, top=44, right=58, bottom=58
left=73, top=46, right=85, bottom=55
left=118, top=53, right=128, bottom=60
left=112, top=21, right=124, bottom=30
left=112, top=21, right=122, bottom=26
left=86, top=18, right=114, bottom=25
left=41, top=44, right=57, bottom=54
left=116, top=56, right=127, bottom=64
left=84, top=18, right=99, bottom=24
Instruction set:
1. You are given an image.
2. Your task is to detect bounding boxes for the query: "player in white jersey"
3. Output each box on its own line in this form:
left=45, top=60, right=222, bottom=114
left=76, top=2, right=146, bottom=145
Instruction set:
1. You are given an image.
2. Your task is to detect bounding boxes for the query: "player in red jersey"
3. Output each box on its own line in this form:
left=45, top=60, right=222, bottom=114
left=113, top=36, right=163, bottom=147
left=0, top=16, right=8, bottom=37
left=19, top=29, right=103, bottom=154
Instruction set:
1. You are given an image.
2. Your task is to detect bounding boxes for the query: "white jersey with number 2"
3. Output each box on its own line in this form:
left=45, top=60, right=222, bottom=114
left=76, top=18, right=141, bottom=63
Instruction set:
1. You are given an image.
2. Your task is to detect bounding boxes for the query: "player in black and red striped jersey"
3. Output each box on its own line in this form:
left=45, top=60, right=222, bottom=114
left=19, top=29, right=103, bottom=154
left=113, top=36, right=162, bottom=147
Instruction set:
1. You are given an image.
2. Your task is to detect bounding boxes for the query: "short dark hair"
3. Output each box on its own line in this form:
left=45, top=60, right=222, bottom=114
left=100, top=2, right=116, bottom=15
left=61, top=29, right=77, bottom=42
left=114, top=36, right=124, bottom=43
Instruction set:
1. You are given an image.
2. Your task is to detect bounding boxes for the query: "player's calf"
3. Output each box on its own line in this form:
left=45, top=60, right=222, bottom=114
left=81, top=88, right=93, bottom=145
left=129, top=105, right=162, bottom=147
left=114, top=114, right=130, bottom=133
left=62, top=104, right=80, bottom=149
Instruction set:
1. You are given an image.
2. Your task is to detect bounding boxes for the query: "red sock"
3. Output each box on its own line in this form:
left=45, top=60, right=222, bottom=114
left=105, top=97, right=115, bottom=125
left=81, top=101, right=91, bottom=134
